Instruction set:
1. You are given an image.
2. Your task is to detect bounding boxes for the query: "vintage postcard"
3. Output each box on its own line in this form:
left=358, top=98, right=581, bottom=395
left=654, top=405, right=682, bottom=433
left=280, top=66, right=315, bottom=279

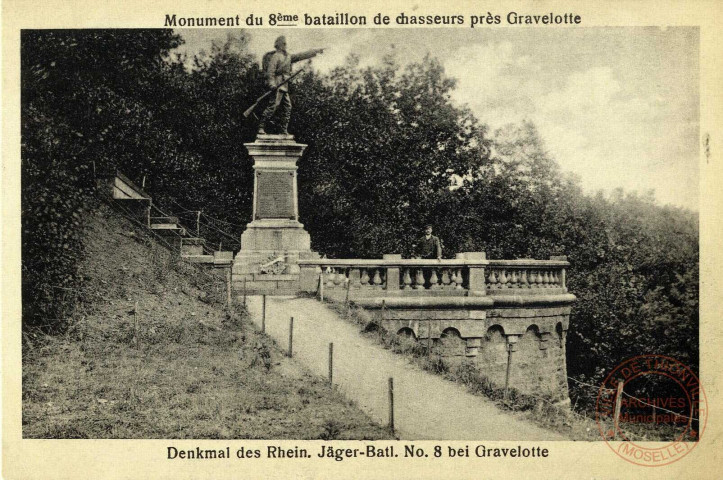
left=2, top=0, right=722, bottom=479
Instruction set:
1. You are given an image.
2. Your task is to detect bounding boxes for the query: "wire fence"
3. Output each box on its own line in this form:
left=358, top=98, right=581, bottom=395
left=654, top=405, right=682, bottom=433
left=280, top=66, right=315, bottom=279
left=152, top=199, right=242, bottom=254
left=108, top=198, right=226, bottom=291
left=96, top=172, right=249, bottom=254
left=447, top=368, right=699, bottom=441
left=566, top=375, right=698, bottom=422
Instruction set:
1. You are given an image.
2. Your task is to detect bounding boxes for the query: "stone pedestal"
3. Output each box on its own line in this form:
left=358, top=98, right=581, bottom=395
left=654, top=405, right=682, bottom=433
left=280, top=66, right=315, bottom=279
left=232, top=134, right=318, bottom=295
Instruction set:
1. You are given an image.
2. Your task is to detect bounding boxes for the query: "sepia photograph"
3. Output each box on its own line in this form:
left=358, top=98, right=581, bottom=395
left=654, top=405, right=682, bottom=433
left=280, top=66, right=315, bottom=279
left=17, top=26, right=702, bottom=449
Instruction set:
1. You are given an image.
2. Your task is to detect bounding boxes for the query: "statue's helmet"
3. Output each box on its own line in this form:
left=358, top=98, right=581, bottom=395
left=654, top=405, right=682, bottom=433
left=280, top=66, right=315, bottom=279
left=274, top=36, right=287, bottom=50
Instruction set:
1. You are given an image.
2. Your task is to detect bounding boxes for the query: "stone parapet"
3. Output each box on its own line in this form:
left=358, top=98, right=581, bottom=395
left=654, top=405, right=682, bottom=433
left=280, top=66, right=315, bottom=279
left=298, top=255, right=569, bottom=297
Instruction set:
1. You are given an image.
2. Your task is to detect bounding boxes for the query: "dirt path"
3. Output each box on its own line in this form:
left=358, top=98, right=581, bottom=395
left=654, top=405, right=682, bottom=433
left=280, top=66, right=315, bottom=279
left=246, top=296, right=567, bottom=440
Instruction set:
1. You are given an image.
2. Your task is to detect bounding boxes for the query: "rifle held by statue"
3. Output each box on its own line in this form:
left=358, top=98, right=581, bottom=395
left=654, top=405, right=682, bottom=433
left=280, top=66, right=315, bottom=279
left=243, top=67, right=306, bottom=119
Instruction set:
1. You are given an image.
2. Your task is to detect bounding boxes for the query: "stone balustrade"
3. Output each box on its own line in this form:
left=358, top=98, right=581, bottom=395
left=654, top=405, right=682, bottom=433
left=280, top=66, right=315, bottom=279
left=298, top=253, right=568, bottom=298
left=484, top=259, right=567, bottom=295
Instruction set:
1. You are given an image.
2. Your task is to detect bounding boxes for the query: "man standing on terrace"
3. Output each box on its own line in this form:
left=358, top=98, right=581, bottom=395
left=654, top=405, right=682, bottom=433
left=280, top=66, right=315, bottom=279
left=415, top=225, right=442, bottom=260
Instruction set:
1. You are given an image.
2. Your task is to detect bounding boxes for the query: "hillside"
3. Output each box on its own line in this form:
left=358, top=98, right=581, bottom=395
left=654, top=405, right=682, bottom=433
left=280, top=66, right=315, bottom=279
left=22, top=202, right=392, bottom=439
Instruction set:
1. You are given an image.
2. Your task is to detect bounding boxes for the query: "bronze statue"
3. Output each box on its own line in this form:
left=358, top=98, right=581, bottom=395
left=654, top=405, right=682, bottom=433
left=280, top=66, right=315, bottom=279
left=255, top=36, right=324, bottom=135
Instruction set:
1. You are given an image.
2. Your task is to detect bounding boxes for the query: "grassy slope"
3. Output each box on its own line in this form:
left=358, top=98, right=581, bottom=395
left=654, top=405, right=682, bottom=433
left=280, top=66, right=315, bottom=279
left=22, top=203, right=391, bottom=440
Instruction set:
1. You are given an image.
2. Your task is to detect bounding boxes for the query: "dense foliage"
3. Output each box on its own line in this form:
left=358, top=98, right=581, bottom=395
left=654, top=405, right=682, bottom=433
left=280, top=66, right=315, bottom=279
left=455, top=123, right=698, bottom=406
left=21, top=30, right=183, bottom=331
left=21, top=31, right=698, bottom=406
left=292, top=54, right=491, bottom=257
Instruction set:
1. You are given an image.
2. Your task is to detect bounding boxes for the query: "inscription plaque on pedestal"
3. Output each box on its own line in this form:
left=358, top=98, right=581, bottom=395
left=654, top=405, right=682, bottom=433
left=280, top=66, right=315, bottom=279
left=235, top=135, right=317, bottom=295
left=256, top=171, right=294, bottom=219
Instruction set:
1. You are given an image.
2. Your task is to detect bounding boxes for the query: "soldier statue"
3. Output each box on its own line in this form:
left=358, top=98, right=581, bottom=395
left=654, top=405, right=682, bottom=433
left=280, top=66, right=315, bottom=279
left=258, top=36, right=324, bottom=135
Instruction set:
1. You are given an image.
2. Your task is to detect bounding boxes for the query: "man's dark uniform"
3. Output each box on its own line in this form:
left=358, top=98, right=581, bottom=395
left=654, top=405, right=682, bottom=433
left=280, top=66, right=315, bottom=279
left=417, top=235, right=442, bottom=259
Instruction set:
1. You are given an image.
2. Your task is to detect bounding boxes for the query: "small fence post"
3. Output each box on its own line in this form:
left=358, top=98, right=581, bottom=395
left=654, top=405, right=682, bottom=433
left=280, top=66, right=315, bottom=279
left=133, top=301, right=139, bottom=349
left=504, top=343, right=513, bottom=400
left=345, top=275, right=351, bottom=310
left=328, top=342, right=334, bottom=384
left=688, top=401, right=694, bottom=434
left=262, top=294, right=266, bottom=333
left=379, top=299, right=386, bottom=330
left=319, top=273, right=325, bottom=302
left=196, top=210, right=201, bottom=236
left=613, top=380, right=624, bottom=440
left=388, top=377, right=395, bottom=434
left=225, top=268, right=232, bottom=308
left=146, top=205, right=151, bottom=228
left=288, top=317, right=294, bottom=358
left=427, top=322, right=432, bottom=357
left=243, top=278, right=247, bottom=306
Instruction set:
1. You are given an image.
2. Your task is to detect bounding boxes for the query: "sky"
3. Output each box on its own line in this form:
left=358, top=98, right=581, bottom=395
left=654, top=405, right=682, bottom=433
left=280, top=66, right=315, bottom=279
left=175, top=28, right=699, bottom=210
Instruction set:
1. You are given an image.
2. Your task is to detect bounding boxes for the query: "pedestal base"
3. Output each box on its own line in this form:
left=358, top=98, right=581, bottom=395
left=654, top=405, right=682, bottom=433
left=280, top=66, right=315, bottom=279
left=232, top=220, right=318, bottom=295
left=240, top=219, right=311, bottom=251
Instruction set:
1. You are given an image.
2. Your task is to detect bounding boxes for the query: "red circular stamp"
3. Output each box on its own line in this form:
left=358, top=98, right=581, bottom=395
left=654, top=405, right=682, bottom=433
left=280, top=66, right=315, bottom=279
left=595, top=354, right=707, bottom=466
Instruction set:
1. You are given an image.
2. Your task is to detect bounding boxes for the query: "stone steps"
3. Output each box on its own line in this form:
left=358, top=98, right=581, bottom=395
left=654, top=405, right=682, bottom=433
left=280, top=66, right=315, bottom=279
left=150, top=223, right=187, bottom=236
left=107, top=171, right=238, bottom=272
left=181, top=254, right=215, bottom=264
left=213, top=251, right=234, bottom=266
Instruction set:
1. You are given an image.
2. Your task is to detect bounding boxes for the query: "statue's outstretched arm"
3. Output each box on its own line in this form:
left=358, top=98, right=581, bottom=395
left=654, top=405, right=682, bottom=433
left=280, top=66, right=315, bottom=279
left=291, top=48, right=325, bottom=63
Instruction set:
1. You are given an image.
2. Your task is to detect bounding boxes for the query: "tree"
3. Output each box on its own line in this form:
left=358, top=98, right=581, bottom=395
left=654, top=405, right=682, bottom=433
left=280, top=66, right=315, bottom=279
left=292, top=54, right=491, bottom=257
left=428, top=120, right=699, bottom=407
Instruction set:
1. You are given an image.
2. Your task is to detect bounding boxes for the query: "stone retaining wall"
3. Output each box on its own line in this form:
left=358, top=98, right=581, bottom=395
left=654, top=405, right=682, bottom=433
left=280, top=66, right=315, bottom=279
left=369, top=303, right=572, bottom=402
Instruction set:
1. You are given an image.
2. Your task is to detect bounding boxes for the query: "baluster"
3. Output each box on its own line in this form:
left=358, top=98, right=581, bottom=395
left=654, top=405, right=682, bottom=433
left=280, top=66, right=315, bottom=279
left=326, top=268, right=336, bottom=288
left=488, top=269, right=498, bottom=290
left=360, top=268, right=370, bottom=286
left=334, top=269, right=344, bottom=287
left=402, top=268, right=412, bottom=289
left=510, top=270, right=519, bottom=288
left=372, top=268, right=383, bottom=289
left=551, top=270, right=560, bottom=287
left=351, top=267, right=361, bottom=288
left=528, top=270, right=538, bottom=288
left=441, top=268, right=451, bottom=289
left=414, top=268, right=425, bottom=289
left=429, top=268, right=439, bottom=289
left=499, top=269, right=508, bottom=289
left=542, top=270, right=550, bottom=287
left=454, top=268, right=464, bottom=290
left=519, top=269, right=529, bottom=288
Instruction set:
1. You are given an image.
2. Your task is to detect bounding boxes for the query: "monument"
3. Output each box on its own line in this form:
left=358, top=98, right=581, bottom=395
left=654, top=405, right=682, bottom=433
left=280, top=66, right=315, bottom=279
left=232, top=133, right=319, bottom=294
left=233, top=37, right=325, bottom=294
